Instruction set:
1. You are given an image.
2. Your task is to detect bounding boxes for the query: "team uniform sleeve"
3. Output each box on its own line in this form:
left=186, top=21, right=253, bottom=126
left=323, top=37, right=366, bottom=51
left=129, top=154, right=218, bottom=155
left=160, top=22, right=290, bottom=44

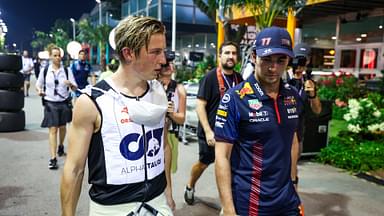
left=214, top=92, right=239, bottom=144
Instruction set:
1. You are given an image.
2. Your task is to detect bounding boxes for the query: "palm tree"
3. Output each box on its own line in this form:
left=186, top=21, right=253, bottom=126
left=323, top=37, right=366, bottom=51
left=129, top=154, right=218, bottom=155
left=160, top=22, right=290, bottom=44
left=77, top=19, right=112, bottom=69
left=240, top=0, right=304, bottom=30
left=193, top=0, right=247, bottom=44
left=30, top=31, right=54, bottom=52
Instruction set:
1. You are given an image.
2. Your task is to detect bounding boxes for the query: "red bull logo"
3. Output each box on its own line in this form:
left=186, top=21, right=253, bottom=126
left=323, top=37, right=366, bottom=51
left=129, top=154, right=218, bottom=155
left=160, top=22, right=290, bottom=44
left=236, top=82, right=254, bottom=99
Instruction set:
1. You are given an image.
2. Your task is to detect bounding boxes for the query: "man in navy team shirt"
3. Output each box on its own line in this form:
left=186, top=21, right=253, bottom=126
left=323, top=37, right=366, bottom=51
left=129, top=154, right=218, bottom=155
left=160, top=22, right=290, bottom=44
left=70, top=49, right=95, bottom=97
left=215, top=27, right=304, bottom=216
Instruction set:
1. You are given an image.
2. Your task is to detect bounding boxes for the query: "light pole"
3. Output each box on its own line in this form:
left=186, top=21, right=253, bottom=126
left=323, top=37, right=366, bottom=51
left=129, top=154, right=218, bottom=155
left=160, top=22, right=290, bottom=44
left=106, top=12, right=112, bottom=25
left=70, top=18, right=75, bottom=40
left=96, top=0, right=102, bottom=25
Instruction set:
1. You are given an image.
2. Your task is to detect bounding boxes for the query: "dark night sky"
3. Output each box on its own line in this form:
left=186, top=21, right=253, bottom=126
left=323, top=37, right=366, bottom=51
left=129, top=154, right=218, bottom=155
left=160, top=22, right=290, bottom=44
left=0, top=0, right=96, bottom=52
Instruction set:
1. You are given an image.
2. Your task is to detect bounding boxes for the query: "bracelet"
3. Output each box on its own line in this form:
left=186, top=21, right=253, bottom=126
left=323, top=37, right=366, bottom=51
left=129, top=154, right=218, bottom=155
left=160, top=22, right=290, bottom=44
left=292, top=176, right=299, bottom=185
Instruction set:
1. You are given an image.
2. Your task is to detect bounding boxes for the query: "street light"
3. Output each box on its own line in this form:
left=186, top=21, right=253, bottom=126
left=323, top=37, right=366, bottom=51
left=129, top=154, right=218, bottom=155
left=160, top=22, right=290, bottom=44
left=106, top=12, right=113, bottom=25
left=70, top=18, right=76, bottom=40
left=96, top=0, right=102, bottom=25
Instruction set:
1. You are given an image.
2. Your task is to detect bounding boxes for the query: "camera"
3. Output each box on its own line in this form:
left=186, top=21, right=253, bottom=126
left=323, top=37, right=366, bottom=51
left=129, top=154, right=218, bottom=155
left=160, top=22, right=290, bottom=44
left=162, top=50, right=175, bottom=68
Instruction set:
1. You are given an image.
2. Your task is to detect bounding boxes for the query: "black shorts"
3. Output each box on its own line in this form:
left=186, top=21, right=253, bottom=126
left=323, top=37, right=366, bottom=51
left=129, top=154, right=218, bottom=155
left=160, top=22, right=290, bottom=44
left=23, top=73, right=31, bottom=81
left=198, top=136, right=215, bottom=165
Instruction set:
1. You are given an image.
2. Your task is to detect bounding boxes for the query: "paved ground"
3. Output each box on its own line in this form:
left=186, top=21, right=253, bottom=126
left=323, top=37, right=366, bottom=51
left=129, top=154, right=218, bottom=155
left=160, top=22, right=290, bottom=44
left=0, top=79, right=384, bottom=216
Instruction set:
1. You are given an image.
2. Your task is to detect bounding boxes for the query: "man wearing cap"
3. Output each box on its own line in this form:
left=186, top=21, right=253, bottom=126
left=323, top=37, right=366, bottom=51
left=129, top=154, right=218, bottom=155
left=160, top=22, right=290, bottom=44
left=215, top=27, right=304, bottom=215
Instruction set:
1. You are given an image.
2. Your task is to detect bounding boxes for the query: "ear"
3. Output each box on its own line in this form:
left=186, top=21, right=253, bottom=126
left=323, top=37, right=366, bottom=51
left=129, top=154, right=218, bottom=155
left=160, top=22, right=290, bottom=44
left=121, top=47, right=135, bottom=64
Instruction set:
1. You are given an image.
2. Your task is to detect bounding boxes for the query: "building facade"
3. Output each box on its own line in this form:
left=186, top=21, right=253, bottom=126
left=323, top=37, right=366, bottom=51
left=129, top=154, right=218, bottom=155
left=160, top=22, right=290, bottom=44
left=121, top=0, right=217, bottom=63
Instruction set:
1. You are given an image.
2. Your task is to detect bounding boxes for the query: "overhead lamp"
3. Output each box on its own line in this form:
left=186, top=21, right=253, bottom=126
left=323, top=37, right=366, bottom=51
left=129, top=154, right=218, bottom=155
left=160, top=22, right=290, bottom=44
left=379, top=25, right=383, bottom=29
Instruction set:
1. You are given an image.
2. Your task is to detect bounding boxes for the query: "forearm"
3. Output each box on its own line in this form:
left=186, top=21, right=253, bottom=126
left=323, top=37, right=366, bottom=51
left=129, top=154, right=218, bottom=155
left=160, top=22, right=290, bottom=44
left=196, top=106, right=212, bottom=134
left=169, top=112, right=185, bottom=125
left=60, top=165, right=85, bottom=216
left=216, top=158, right=236, bottom=214
left=164, top=134, right=172, bottom=191
left=309, top=97, right=322, bottom=114
left=291, top=133, right=299, bottom=188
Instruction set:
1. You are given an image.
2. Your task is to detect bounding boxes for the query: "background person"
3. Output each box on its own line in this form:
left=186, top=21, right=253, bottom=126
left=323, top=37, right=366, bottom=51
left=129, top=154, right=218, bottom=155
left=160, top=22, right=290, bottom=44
left=21, top=50, right=34, bottom=97
left=158, top=50, right=186, bottom=174
left=35, top=46, right=77, bottom=170
left=97, top=58, right=119, bottom=82
left=70, top=49, right=95, bottom=97
left=215, top=27, right=304, bottom=216
left=60, top=16, right=175, bottom=216
left=288, top=43, right=322, bottom=189
left=184, top=41, right=243, bottom=205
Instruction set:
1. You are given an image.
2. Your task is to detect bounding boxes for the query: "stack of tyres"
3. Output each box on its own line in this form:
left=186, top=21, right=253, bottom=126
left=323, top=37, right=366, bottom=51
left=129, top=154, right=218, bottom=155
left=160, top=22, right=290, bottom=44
left=0, top=54, right=25, bottom=132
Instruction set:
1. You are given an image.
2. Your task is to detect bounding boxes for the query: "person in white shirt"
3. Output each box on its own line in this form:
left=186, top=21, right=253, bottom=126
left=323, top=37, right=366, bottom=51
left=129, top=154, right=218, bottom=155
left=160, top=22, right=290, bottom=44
left=35, top=46, right=77, bottom=170
left=20, top=50, right=34, bottom=96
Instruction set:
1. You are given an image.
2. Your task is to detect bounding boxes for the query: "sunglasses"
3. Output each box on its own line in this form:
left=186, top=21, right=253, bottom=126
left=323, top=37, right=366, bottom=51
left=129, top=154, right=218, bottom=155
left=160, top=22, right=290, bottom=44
left=54, top=80, right=59, bottom=95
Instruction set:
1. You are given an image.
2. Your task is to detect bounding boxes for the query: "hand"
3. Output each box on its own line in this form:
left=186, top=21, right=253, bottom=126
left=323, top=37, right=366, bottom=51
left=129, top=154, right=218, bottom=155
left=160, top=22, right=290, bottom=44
left=38, top=90, right=45, bottom=96
left=220, top=209, right=238, bottom=216
left=304, top=80, right=316, bottom=97
left=167, top=101, right=174, bottom=116
left=164, top=186, right=175, bottom=211
left=63, top=80, right=71, bottom=86
left=205, top=130, right=216, bottom=147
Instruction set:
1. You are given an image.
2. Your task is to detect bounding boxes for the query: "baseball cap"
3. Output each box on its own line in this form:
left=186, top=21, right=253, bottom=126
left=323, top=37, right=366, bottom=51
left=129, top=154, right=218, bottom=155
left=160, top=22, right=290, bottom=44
left=253, top=26, right=294, bottom=58
left=293, top=43, right=311, bottom=58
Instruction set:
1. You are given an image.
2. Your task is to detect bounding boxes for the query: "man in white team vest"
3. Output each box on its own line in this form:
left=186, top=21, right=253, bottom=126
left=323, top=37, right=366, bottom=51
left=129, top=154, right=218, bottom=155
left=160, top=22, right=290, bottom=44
left=60, top=16, right=175, bottom=216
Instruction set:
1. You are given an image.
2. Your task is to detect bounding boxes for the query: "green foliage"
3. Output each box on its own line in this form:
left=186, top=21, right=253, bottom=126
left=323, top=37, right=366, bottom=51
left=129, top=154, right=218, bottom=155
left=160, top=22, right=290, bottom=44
left=329, top=119, right=348, bottom=138
left=317, top=135, right=384, bottom=172
left=343, top=97, right=384, bottom=134
left=331, top=105, right=348, bottom=120
left=30, top=31, right=54, bottom=51
left=318, top=93, right=384, bottom=173
left=367, top=92, right=384, bottom=109
left=317, top=75, right=360, bottom=101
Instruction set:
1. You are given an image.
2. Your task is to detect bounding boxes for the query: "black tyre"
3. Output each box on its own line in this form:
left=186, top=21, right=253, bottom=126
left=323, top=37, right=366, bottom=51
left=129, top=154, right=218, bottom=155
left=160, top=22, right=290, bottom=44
left=0, top=54, right=22, bottom=71
left=0, top=72, right=23, bottom=89
left=0, top=110, right=25, bottom=132
left=0, top=90, right=24, bottom=111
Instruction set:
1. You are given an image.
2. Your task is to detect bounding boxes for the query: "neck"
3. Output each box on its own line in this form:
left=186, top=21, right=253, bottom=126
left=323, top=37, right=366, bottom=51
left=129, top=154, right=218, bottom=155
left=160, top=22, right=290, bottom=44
left=52, top=63, right=61, bottom=70
left=254, top=73, right=280, bottom=99
left=111, top=65, right=148, bottom=97
left=221, top=67, right=234, bottom=75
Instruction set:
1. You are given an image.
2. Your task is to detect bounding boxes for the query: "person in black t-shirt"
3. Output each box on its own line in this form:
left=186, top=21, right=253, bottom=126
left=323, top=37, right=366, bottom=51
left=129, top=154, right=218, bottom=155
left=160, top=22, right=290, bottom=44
left=184, top=41, right=243, bottom=205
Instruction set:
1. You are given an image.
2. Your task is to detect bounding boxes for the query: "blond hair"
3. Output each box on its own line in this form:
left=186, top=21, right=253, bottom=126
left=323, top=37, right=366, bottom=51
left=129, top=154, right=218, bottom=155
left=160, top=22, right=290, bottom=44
left=114, top=16, right=166, bottom=62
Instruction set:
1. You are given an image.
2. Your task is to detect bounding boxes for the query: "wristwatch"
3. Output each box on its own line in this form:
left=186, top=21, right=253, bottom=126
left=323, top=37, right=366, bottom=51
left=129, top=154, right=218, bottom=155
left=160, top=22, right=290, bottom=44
left=292, top=176, right=299, bottom=185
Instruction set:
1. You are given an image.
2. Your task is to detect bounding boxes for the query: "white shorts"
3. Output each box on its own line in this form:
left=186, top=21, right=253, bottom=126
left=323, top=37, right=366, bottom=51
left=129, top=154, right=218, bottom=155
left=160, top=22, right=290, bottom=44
left=89, top=193, right=173, bottom=216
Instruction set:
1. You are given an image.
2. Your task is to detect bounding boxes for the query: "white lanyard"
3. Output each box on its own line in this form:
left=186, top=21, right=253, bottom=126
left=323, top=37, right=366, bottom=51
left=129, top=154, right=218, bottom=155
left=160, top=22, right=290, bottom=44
left=221, top=70, right=235, bottom=88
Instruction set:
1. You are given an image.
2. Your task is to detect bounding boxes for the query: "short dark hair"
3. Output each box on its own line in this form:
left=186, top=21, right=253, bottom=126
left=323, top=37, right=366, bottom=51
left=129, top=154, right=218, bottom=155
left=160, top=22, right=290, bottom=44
left=219, top=41, right=239, bottom=55
left=78, top=49, right=87, bottom=55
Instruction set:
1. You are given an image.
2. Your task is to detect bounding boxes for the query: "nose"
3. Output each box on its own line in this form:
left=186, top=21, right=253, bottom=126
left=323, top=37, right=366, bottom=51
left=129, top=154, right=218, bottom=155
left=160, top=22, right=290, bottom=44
left=159, top=51, right=166, bottom=65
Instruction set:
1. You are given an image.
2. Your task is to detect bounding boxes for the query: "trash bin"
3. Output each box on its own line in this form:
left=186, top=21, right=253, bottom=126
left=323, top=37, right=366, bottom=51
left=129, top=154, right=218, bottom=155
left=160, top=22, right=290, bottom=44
left=302, top=100, right=333, bottom=156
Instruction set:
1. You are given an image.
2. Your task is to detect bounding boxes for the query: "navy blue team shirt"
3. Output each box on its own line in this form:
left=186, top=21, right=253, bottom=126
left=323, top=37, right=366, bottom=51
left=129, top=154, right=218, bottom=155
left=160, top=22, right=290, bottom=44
left=215, top=74, right=304, bottom=216
left=71, top=60, right=92, bottom=89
